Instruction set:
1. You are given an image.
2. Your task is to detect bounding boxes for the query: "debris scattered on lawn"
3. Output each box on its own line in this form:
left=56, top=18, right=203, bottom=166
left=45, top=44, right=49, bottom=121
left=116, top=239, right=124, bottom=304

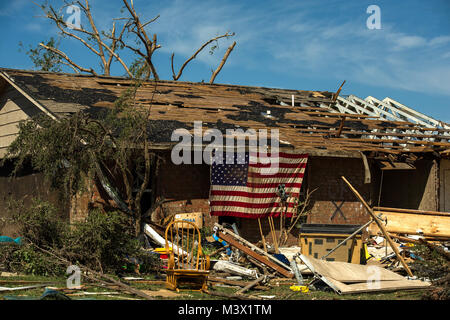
left=289, top=285, right=309, bottom=293
left=298, top=254, right=431, bottom=294
left=212, top=260, right=258, bottom=279
left=0, top=283, right=53, bottom=292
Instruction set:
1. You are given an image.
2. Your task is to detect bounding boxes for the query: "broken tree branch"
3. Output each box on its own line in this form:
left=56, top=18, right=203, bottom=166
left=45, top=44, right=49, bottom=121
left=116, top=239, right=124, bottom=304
left=39, top=43, right=97, bottom=75
left=29, top=241, right=155, bottom=300
left=171, top=32, right=235, bottom=81
left=209, top=41, right=236, bottom=84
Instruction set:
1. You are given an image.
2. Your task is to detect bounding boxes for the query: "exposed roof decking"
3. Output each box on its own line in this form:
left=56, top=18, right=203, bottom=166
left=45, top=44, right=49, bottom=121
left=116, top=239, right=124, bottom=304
left=1, top=68, right=449, bottom=155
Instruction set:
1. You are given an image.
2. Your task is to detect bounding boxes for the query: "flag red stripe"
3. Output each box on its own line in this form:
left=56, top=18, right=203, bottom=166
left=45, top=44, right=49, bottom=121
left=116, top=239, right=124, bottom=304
left=210, top=190, right=300, bottom=198
left=210, top=211, right=294, bottom=218
left=210, top=201, right=296, bottom=209
left=210, top=152, right=308, bottom=219
left=247, top=171, right=305, bottom=179
left=249, top=152, right=309, bottom=159
left=246, top=182, right=303, bottom=189
left=248, top=162, right=307, bottom=168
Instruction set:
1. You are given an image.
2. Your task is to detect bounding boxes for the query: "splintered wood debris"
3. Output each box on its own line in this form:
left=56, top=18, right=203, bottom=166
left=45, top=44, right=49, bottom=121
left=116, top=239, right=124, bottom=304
left=2, top=68, right=450, bottom=155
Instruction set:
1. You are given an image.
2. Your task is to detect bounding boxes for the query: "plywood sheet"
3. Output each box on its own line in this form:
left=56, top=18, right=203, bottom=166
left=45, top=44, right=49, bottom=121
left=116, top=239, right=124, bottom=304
left=323, top=277, right=431, bottom=294
left=299, top=254, right=431, bottom=294
left=299, top=254, right=405, bottom=283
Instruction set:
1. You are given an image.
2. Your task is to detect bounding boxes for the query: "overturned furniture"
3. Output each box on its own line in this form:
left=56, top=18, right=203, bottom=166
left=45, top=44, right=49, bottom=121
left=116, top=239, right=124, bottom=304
left=164, top=220, right=210, bottom=291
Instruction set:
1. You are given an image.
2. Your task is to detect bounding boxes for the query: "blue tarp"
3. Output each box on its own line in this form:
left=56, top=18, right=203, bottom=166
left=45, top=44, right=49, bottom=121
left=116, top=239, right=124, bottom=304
left=0, top=236, right=22, bottom=245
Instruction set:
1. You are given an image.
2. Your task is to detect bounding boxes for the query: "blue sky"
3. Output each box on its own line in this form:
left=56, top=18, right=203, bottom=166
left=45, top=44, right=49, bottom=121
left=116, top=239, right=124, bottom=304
left=1, top=0, right=450, bottom=121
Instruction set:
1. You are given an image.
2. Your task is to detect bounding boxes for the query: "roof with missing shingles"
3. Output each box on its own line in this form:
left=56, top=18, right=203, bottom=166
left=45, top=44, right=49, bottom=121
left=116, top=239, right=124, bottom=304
left=1, top=68, right=450, bottom=156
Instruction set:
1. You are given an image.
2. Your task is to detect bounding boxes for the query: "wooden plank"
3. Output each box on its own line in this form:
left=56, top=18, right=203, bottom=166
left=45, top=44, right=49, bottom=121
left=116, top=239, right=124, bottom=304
left=373, top=207, right=450, bottom=217
left=235, top=276, right=266, bottom=295
left=216, top=232, right=293, bottom=278
left=0, top=134, right=19, bottom=149
left=299, top=254, right=430, bottom=295
left=323, top=277, right=431, bottom=295
left=214, top=223, right=292, bottom=272
left=368, top=210, right=450, bottom=238
left=300, top=254, right=404, bottom=283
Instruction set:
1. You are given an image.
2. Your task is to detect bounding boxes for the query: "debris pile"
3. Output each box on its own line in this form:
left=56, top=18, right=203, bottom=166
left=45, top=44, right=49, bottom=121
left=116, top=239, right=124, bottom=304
left=1, top=176, right=449, bottom=300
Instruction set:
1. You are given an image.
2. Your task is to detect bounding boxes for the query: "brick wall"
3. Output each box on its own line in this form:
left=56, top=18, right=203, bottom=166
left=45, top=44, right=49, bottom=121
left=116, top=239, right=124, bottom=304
left=0, top=165, right=70, bottom=237
left=307, top=156, right=372, bottom=225
left=237, top=216, right=300, bottom=247
left=153, top=152, right=218, bottom=229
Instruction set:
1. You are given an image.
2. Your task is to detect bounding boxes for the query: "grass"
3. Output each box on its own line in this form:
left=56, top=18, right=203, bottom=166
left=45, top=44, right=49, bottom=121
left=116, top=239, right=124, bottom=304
left=0, top=273, right=428, bottom=300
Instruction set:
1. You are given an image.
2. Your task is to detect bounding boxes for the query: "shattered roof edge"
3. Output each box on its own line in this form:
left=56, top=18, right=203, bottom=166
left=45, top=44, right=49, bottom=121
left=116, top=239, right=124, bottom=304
left=0, top=67, right=333, bottom=96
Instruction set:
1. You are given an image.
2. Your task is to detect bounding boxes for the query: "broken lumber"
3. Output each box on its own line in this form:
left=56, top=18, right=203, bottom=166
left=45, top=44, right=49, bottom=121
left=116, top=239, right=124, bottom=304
left=208, top=277, right=269, bottom=290
left=213, top=260, right=258, bottom=278
left=214, top=223, right=293, bottom=273
left=341, top=176, right=414, bottom=277
left=373, top=207, right=450, bottom=217
left=209, top=245, right=228, bottom=257
left=204, top=289, right=263, bottom=300
left=216, top=231, right=293, bottom=278
left=236, top=275, right=267, bottom=295
left=369, top=210, right=450, bottom=238
left=0, top=284, right=52, bottom=292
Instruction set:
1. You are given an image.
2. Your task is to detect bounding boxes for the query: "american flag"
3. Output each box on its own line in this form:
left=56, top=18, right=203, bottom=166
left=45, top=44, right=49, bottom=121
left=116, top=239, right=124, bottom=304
left=209, top=152, right=308, bottom=218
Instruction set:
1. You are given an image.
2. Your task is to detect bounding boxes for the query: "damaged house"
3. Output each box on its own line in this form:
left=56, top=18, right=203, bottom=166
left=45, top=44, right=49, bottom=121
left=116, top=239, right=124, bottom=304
left=1, top=68, right=450, bottom=253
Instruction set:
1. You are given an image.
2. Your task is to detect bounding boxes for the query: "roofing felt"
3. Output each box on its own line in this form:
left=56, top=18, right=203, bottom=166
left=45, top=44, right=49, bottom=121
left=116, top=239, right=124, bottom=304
left=1, top=68, right=450, bottom=155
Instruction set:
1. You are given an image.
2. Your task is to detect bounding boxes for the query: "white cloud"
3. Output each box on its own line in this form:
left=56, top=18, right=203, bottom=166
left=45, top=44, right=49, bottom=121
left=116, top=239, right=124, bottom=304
left=16, top=0, right=450, bottom=96
left=430, top=36, right=450, bottom=46
left=390, top=35, right=427, bottom=50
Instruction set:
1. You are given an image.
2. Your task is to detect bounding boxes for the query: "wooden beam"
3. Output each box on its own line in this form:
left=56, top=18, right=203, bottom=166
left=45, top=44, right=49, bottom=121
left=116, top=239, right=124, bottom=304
left=369, top=210, right=450, bottom=238
left=235, top=275, right=267, bottom=295
left=214, top=223, right=293, bottom=272
left=373, top=207, right=450, bottom=217
left=216, top=231, right=293, bottom=278
left=341, top=176, right=414, bottom=277
left=360, top=152, right=371, bottom=184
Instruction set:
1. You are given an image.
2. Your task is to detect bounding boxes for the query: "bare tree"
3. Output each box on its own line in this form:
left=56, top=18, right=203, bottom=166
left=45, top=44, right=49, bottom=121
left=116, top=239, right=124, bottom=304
left=37, top=1, right=131, bottom=77
left=34, top=0, right=236, bottom=82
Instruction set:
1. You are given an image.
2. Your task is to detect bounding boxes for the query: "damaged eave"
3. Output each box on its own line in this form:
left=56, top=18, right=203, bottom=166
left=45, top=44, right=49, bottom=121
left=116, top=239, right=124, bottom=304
left=0, top=70, right=59, bottom=121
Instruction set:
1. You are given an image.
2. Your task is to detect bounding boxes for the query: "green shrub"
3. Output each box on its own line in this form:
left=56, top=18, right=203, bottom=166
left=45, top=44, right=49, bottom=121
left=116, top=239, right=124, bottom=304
left=9, top=198, right=68, bottom=249
left=3, top=199, right=157, bottom=276
left=0, top=243, right=65, bottom=276
left=66, top=209, right=141, bottom=274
